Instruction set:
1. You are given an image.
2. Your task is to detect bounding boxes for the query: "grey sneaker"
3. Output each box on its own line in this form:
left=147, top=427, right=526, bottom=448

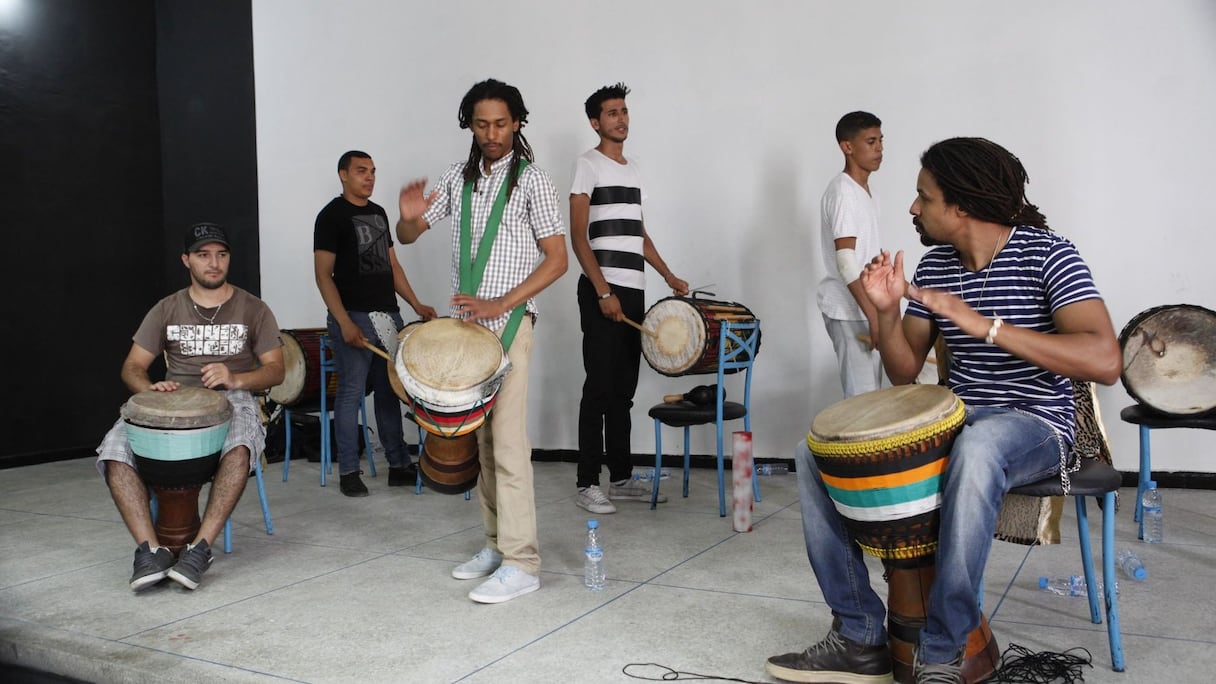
left=576, top=485, right=616, bottom=514
left=913, top=649, right=963, bottom=684
left=608, top=479, right=668, bottom=503
left=765, top=620, right=893, bottom=683
left=167, top=539, right=213, bottom=590
left=130, top=542, right=175, bottom=591
left=452, top=547, right=503, bottom=580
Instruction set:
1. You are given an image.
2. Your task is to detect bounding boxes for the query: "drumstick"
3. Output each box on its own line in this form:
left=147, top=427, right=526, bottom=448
left=664, top=394, right=684, bottom=403
left=362, top=340, right=395, bottom=363
left=622, top=316, right=658, bottom=339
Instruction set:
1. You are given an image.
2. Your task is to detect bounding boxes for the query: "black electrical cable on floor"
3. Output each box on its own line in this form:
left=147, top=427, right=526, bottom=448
left=989, top=642, right=1094, bottom=683
left=622, top=662, right=768, bottom=683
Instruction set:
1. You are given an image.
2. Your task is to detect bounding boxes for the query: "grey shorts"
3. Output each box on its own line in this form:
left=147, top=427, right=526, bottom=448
left=95, top=389, right=264, bottom=478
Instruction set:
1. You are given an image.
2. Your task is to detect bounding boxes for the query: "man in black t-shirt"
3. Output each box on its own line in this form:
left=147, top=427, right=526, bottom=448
left=314, top=150, right=436, bottom=496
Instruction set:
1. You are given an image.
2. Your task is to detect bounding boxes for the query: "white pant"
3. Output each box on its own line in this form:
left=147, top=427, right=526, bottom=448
left=822, top=315, right=883, bottom=398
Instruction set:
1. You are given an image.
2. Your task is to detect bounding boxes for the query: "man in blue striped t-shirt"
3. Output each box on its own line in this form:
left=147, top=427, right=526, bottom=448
left=768, top=138, right=1121, bottom=684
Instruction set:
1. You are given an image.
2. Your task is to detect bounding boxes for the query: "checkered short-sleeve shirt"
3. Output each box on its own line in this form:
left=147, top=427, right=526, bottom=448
left=422, top=152, right=566, bottom=331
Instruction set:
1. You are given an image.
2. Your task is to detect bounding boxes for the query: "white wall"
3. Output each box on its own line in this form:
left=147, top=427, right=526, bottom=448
left=252, top=0, right=1216, bottom=473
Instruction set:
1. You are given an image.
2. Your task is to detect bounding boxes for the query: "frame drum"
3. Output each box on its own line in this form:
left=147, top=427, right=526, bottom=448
left=640, top=296, right=759, bottom=376
left=1119, top=304, right=1216, bottom=415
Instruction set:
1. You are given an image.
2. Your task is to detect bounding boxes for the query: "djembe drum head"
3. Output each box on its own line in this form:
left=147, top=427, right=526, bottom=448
left=1119, top=304, right=1216, bottom=416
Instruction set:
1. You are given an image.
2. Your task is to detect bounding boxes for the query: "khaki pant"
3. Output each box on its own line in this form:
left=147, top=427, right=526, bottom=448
left=476, top=317, right=540, bottom=574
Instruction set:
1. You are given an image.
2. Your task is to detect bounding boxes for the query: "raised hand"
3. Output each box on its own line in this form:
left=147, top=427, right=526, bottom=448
left=860, top=250, right=908, bottom=313
left=398, top=179, right=436, bottom=221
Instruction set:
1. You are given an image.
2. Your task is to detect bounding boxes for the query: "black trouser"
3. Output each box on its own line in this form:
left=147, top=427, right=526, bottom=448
left=576, top=275, right=644, bottom=488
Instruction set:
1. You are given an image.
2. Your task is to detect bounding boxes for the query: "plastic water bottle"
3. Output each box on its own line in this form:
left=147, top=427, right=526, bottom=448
left=1038, top=574, right=1117, bottom=597
left=584, top=519, right=605, bottom=591
left=1141, top=480, right=1163, bottom=543
left=756, top=463, right=789, bottom=476
left=1115, top=548, right=1147, bottom=581
left=633, top=469, right=670, bottom=482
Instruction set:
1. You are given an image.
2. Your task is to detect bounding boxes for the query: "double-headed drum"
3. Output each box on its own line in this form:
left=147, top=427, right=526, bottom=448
left=641, top=296, right=759, bottom=376
left=122, top=387, right=231, bottom=556
left=393, top=317, right=510, bottom=439
left=1119, top=304, right=1216, bottom=416
left=269, top=328, right=339, bottom=406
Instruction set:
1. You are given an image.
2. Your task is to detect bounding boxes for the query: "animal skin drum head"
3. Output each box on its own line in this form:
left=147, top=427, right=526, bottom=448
left=388, top=321, right=426, bottom=403
left=1120, top=304, right=1216, bottom=415
left=268, top=331, right=307, bottom=405
left=402, top=318, right=505, bottom=392
left=810, top=385, right=960, bottom=442
left=121, top=386, right=232, bottom=429
left=642, top=299, right=710, bottom=374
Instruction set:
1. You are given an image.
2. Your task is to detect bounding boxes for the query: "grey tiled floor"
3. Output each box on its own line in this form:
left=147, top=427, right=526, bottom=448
left=1, top=457, right=1213, bottom=683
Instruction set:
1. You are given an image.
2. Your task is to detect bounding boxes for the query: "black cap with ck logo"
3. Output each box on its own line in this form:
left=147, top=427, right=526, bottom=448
left=183, top=222, right=231, bottom=253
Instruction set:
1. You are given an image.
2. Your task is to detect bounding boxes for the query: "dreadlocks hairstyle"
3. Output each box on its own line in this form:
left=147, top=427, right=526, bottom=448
left=584, top=82, right=631, bottom=120
left=458, top=79, right=534, bottom=198
left=835, top=111, right=882, bottom=143
left=920, top=137, right=1050, bottom=231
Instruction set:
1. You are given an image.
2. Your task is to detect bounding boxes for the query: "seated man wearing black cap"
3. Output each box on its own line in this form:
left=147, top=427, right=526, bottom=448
left=95, top=223, right=284, bottom=591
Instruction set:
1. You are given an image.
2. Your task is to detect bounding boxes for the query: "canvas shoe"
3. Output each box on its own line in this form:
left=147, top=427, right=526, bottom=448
left=129, top=542, right=175, bottom=591
left=576, top=485, right=616, bottom=514
left=167, top=539, right=213, bottom=590
left=451, top=547, right=503, bottom=580
left=608, top=478, right=668, bottom=503
left=765, top=619, right=894, bottom=683
left=467, top=565, right=540, bottom=604
left=913, top=649, right=964, bottom=684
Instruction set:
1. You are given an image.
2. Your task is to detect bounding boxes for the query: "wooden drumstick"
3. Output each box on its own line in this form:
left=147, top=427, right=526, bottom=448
left=362, top=340, right=395, bottom=363
left=663, top=394, right=684, bottom=403
left=622, top=316, right=658, bottom=339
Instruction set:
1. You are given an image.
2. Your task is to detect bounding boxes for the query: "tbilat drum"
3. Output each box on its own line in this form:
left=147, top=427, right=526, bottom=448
left=641, top=295, right=759, bottom=376
left=122, top=387, right=231, bottom=557
left=807, top=385, right=997, bottom=684
left=1119, top=304, right=1216, bottom=416
left=418, top=431, right=480, bottom=495
left=393, top=317, right=510, bottom=438
left=269, top=328, right=339, bottom=406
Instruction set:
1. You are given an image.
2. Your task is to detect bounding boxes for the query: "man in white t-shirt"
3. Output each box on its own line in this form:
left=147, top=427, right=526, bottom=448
left=817, top=111, right=885, bottom=397
left=569, top=83, right=688, bottom=515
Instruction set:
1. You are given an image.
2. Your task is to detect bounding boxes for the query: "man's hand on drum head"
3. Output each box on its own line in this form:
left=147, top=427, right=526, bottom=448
left=199, top=363, right=235, bottom=390
left=451, top=294, right=505, bottom=323
left=147, top=380, right=180, bottom=392
left=860, top=250, right=909, bottom=314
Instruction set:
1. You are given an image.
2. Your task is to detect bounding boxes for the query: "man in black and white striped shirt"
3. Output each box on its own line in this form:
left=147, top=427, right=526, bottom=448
left=568, top=83, right=688, bottom=515
left=397, top=79, right=567, bottom=605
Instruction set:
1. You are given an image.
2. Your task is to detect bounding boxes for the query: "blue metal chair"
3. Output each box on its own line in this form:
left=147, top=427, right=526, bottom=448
left=647, top=321, right=761, bottom=516
left=280, top=334, right=375, bottom=486
left=151, top=450, right=273, bottom=555
left=1119, top=404, right=1216, bottom=539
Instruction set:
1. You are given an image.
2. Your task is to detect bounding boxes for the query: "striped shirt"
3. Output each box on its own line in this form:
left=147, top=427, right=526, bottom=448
left=570, top=149, right=646, bottom=290
left=905, top=226, right=1102, bottom=442
left=422, top=152, right=566, bottom=331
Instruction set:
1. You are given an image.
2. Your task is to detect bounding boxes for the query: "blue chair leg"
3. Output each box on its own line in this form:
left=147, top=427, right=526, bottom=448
left=651, top=418, right=663, bottom=510
left=715, top=419, right=727, bottom=517
left=281, top=408, right=293, bottom=482
left=361, top=396, right=376, bottom=477
left=1135, top=425, right=1150, bottom=533
left=255, top=456, right=273, bottom=536
left=415, top=424, right=425, bottom=494
left=1075, top=496, right=1102, bottom=624
left=223, top=519, right=232, bottom=554
left=682, top=428, right=691, bottom=498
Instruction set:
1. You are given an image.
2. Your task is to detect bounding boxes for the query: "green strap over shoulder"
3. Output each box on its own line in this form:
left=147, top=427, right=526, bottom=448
left=459, top=157, right=529, bottom=351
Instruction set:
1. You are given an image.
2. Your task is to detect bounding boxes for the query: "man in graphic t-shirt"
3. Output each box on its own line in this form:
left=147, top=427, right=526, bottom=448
left=314, top=150, right=436, bottom=497
left=568, top=83, right=688, bottom=515
left=96, top=223, right=285, bottom=592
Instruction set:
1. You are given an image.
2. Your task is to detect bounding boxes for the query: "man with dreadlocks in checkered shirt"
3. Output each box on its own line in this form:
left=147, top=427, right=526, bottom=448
left=396, top=78, right=567, bottom=605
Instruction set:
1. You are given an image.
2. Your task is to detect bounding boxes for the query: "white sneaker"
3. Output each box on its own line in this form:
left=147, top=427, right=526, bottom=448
left=468, top=565, right=540, bottom=604
left=451, top=547, right=503, bottom=580
left=576, top=485, right=617, bottom=514
left=609, top=479, right=668, bottom=503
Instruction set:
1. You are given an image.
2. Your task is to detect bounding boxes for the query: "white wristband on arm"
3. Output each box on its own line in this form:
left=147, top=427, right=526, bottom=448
left=986, top=317, right=1004, bottom=344
left=835, top=248, right=863, bottom=284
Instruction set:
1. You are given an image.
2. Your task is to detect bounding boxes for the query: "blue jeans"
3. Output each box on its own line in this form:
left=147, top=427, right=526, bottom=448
left=327, top=312, right=409, bottom=475
left=796, top=406, right=1068, bottom=663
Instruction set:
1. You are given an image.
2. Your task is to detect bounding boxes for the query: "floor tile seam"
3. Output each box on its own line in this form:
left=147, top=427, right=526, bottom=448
left=0, top=553, right=140, bottom=593
left=93, top=640, right=312, bottom=683
left=449, top=581, right=652, bottom=683
left=0, top=507, right=121, bottom=524
left=635, top=580, right=828, bottom=605
left=988, top=615, right=1216, bottom=645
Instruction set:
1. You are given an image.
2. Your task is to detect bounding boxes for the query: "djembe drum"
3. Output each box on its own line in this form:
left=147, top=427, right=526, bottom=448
left=807, top=385, right=998, bottom=684
left=392, top=317, right=511, bottom=494
left=122, top=387, right=232, bottom=557
left=640, top=295, right=760, bottom=376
